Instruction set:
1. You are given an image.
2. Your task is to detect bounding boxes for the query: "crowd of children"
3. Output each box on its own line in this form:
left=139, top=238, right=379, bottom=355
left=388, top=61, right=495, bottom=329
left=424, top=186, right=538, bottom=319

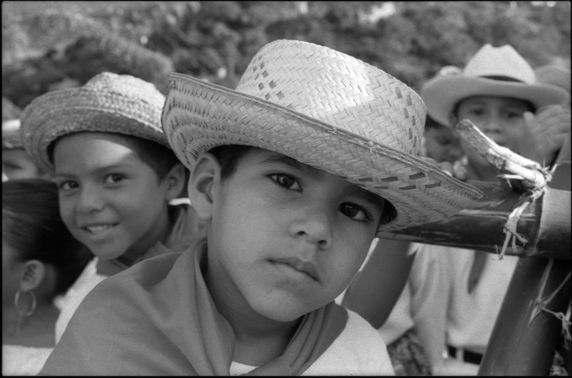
left=2, top=37, right=570, bottom=375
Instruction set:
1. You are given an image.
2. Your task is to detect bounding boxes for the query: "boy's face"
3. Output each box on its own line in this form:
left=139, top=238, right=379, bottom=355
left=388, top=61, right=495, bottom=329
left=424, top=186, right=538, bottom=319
left=2, top=148, right=46, bottom=180
left=52, top=132, right=173, bottom=265
left=453, top=96, right=533, bottom=164
left=200, top=148, right=383, bottom=322
left=424, top=125, right=463, bottom=163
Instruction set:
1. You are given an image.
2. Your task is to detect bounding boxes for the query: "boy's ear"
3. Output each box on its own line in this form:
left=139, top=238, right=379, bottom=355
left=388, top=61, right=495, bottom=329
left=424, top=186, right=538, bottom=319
left=164, top=163, right=187, bottom=200
left=19, top=260, right=46, bottom=292
left=187, top=152, right=220, bottom=221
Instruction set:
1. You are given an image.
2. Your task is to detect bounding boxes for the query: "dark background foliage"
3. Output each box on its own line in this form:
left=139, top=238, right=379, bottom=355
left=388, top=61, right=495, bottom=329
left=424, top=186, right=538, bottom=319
left=2, top=1, right=570, bottom=109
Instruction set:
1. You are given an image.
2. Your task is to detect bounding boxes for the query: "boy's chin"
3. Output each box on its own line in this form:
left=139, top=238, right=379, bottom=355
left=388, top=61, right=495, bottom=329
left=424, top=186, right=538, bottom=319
left=251, top=297, right=328, bottom=323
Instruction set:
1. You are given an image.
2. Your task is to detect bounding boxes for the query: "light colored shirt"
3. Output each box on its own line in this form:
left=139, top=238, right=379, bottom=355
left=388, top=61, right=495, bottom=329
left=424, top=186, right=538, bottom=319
left=410, top=243, right=518, bottom=374
left=54, top=258, right=104, bottom=343
left=230, top=309, right=395, bottom=375
left=2, top=345, right=52, bottom=375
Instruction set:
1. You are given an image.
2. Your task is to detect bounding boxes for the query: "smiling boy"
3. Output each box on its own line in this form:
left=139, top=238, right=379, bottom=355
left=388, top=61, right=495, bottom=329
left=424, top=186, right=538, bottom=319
left=20, top=72, right=205, bottom=343
left=40, top=40, right=486, bottom=375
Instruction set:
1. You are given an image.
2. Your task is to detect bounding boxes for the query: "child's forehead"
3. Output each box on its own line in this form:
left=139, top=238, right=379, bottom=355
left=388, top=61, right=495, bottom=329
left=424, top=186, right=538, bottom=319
left=57, top=131, right=135, bottom=144
left=52, top=132, right=146, bottom=164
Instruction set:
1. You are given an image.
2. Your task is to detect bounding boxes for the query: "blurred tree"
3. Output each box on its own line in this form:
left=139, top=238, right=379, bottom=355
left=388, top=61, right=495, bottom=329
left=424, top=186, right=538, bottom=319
left=2, top=1, right=570, bottom=107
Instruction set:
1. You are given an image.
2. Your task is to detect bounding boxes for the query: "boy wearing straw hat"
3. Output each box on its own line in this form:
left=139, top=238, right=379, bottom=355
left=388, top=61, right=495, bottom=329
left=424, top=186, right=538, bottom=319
left=2, top=98, right=48, bottom=181
left=41, top=40, right=486, bottom=375
left=408, top=44, right=570, bottom=375
left=20, top=72, right=206, bottom=344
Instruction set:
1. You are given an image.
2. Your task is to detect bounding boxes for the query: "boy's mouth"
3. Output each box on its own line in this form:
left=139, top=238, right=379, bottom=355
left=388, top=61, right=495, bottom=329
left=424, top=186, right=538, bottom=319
left=81, top=223, right=118, bottom=234
left=270, top=257, right=320, bottom=282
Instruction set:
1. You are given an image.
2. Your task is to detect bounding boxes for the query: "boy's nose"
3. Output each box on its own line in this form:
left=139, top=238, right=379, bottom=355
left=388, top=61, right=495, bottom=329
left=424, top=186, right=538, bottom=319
left=289, top=208, right=333, bottom=250
left=480, top=117, right=502, bottom=134
left=76, top=186, right=104, bottom=213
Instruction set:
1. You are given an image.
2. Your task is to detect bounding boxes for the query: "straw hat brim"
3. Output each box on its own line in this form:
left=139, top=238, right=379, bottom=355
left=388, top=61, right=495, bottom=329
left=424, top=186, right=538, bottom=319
left=163, top=73, right=487, bottom=232
left=422, top=76, right=569, bottom=126
left=21, top=89, right=168, bottom=173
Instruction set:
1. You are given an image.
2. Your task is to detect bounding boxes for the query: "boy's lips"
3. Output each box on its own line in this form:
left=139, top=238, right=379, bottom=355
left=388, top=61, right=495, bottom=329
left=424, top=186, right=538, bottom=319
left=78, top=222, right=119, bottom=240
left=270, top=257, right=320, bottom=282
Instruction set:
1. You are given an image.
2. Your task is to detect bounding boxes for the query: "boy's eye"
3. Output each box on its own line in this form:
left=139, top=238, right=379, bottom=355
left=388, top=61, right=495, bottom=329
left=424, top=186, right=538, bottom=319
left=340, top=203, right=370, bottom=222
left=104, top=174, right=125, bottom=184
left=56, top=180, right=78, bottom=191
left=467, top=108, right=484, bottom=117
left=269, top=173, right=300, bottom=191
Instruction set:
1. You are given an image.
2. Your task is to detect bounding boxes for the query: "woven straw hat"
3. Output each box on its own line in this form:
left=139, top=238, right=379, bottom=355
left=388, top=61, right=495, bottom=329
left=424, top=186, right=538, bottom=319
left=20, top=72, right=166, bottom=172
left=163, top=39, right=486, bottom=231
left=421, top=44, right=569, bottom=126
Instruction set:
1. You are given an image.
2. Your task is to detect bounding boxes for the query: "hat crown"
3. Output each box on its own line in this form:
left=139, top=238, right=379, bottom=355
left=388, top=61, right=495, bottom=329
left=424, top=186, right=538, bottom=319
left=20, top=72, right=168, bottom=173
left=84, top=72, right=165, bottom=107
left=235, top=40, right=426, bottom=155
left=463, top=44, right=536, bottom=83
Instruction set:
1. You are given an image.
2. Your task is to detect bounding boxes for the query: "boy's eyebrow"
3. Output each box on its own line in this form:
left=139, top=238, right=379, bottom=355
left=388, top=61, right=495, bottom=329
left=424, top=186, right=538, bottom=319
left=262, top=152, right=385, bottom=210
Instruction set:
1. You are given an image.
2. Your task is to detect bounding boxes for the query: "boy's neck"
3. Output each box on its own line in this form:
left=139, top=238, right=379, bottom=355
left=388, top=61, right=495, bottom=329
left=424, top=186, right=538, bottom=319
left=231, top=315, right=300, bottom=366
left=204, top=263, right=300, bottom=366
left=113, top=207, right=174, bottom=268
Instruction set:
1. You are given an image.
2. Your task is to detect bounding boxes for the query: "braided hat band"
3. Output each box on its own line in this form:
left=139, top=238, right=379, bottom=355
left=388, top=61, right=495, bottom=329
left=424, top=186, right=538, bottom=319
left=21, top=72, right=166, bottom=173
left=163, top=40, right=487, bottom=232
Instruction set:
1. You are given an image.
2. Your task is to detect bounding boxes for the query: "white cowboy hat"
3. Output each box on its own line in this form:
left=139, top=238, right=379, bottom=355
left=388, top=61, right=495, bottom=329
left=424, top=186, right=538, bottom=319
left=21, top=72, right=167, bottom=173
left=421, top=44, right=569, bottom=126
left=162, top=39, right=487, bottom=232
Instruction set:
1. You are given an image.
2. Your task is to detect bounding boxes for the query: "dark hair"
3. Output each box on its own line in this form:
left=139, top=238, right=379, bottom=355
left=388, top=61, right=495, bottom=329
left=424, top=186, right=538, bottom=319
left=2, top=179, right=92, bottom=297
left=208, top=145, right=396, bottom=226
left=47, top=132, right=181, bottom=180
left=209, top=144, right=255, bottom=180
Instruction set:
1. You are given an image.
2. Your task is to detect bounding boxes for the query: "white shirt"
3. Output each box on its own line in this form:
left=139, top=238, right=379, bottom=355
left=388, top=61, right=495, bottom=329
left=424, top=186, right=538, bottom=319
left=53, top=258, right=106, bottom=343
left=2, top=345, right=53, bottom=375
left=229, top=309, right=395, bottom=375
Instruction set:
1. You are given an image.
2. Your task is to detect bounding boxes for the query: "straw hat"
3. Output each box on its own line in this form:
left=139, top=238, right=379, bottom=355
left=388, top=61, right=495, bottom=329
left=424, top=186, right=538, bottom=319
left=421, top=44, right=569, bottom=126
left=162, top=39, right=487, bottom=231
left=20, top=72, right=166, bottom=172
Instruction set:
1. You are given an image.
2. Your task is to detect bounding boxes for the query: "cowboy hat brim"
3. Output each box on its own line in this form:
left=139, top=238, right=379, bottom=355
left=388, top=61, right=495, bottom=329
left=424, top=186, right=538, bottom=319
left=422, top=76, right=569, bottom=126
left=163, top=73, right=487, bottom=232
